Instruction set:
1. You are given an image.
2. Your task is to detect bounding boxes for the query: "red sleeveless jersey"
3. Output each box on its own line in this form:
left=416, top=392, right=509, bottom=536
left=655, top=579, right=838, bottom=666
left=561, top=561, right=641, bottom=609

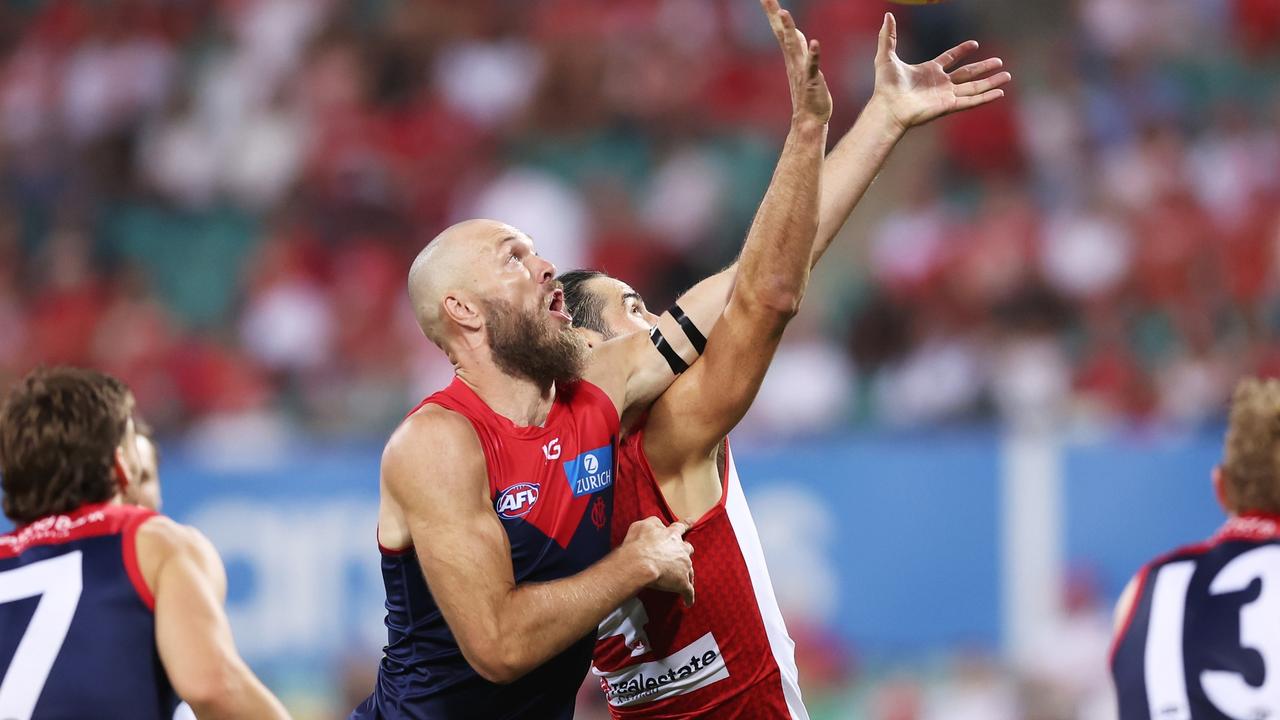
left=591, top=431, right=808, bottom=719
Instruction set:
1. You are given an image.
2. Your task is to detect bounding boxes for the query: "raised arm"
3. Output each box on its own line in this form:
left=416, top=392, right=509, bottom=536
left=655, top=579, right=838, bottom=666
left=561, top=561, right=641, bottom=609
left=641, top=0, right=829, bottom=463
left=641, top=13, right=1012, bottom=337
left=582, top=0, right=830, bottom=418
left=640, top=12, right=1012, bottom=464
left=383, top=406, right=694, bottom=684
left=810, top=12, right=1010, bottom=265
left=141, top=517, right=290, bottom=720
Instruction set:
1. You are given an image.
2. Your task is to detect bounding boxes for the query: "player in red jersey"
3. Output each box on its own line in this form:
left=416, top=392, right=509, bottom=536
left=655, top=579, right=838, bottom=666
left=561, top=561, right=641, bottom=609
left=358, top=4, right=837, bottom=717
left=1111, top=378, right=1280, bottom=718
left=562, top=5, right=1012, bottom=716
left=0, top=367, right=288, bottom=720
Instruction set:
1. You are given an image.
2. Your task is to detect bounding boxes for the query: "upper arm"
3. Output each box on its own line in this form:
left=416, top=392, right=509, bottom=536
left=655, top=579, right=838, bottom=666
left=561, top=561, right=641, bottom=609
left=582, top=267, right=738, bottom=418
left=643, top=291, right=792, bottom=469
left=144, top=519, right=245, bottom=704
left=381, top=407, right=518, bottom=676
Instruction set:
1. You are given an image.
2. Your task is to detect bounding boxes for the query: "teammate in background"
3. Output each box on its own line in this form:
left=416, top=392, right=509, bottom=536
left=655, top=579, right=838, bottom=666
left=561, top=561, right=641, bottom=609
left=0, top=367, right=289, bottom=720
left=133, top=417, right=163, bottom=512
left=353, top=2, right=831, bottom=717
left=1112, top=378, right=1280, bottom=719
left=564, top=9, right=1012, bottom=717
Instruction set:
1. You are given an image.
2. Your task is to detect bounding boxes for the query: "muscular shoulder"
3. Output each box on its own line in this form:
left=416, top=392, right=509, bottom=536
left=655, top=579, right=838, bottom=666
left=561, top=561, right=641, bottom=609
left=135, top=516, right=224, bottom=593
left=136, top=516, right=208, bottom=557
left=386, top=405, right=480, bottom=468
left=383, top=404, right=487, bottom=505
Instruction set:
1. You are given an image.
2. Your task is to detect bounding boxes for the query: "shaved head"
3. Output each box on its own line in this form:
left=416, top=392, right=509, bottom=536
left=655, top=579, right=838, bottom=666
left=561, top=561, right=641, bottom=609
left=409, top=219, right=523, bottom=348
left=407, top=218, right=586, bottom=385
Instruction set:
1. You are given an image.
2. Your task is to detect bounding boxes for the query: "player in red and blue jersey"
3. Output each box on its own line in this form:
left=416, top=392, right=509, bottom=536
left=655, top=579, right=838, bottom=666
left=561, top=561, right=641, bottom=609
left=1112, top=378, right=1280, bottom=719
left=351, top=220, right=703, bottom=720
left=0, top=367, right=288, bottom=720
left=562, top=4, right=1011, bottom=716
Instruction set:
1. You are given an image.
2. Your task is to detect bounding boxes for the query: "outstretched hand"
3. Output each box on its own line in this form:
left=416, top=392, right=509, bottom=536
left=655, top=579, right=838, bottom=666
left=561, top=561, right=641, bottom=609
left=873, top=12, right=1011, bottom=132
left=761, top=0, right=832, bottom=126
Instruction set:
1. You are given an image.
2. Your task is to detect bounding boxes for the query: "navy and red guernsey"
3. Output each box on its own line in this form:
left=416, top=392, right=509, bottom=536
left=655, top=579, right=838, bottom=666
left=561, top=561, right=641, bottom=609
left=0, top=502, right=182, bottom=720
left=1112, top=512, right=1280, bottom=720
left=354, top=377, right=621, bottom=720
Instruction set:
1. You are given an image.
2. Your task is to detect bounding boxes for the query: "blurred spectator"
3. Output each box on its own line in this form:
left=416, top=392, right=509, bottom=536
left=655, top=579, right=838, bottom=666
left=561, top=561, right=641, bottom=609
left=0, top=0, right=1277, bottom=443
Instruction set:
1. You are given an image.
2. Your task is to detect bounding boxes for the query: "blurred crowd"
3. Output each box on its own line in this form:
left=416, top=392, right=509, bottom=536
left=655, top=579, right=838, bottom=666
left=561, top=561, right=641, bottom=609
left=4, top=2, right=1272, bottom=717
left=1, top=0, right=1279, bottom=444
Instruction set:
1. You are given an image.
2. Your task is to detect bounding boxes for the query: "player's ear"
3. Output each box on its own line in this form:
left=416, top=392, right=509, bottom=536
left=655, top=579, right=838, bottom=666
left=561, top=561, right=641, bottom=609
left=1212, top=465, right=1235, bottom=515
left=443, top=293, right=483, bottom=333
left=112, top=446, right=133, bottom=495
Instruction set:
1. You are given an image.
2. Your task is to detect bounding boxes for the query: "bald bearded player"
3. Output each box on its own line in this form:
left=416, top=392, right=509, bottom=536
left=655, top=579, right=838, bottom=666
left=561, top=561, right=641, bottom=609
left=350, top=10, right=834, bottom=717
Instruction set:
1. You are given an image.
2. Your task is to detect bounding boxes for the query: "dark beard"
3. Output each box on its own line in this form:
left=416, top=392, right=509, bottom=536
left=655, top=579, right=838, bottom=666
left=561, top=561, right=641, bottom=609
left=483, top=298, right=587, bottom=387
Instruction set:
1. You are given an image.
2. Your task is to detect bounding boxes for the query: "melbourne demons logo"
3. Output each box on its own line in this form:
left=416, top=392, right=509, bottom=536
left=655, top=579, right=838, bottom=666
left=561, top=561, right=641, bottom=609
left=496, top=482, right=540, bottom=519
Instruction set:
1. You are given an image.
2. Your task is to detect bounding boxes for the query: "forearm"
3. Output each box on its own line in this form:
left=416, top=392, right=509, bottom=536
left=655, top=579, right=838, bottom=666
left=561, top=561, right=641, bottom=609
left=736, top=117, right=827, bottom=312
left=812, top=96, right=905, bottom=267
left=484, top=547, right=653, bottom=681
left=188, top=670, right=289, bottom=720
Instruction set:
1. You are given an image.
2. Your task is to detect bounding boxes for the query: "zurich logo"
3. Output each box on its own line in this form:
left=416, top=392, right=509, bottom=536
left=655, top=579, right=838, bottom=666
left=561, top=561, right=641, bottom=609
left=496, top=482, right=540, bottom=519
left=565, top=444, right=613, bottom=497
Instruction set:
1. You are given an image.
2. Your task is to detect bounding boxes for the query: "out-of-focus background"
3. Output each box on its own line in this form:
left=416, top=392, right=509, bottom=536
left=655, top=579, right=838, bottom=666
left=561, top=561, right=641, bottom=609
left=1, top=0, right=1278, bottom=717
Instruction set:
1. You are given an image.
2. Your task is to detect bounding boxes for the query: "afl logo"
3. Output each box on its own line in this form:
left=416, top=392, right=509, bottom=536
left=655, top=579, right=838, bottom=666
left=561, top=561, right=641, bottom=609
left=584, top=454, right=600, bottom=474
left=496, top=483, right=540, bottom=519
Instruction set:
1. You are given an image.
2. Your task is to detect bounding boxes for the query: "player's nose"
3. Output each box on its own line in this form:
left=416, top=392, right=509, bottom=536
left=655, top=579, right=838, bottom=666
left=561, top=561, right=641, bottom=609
left=533, top=255, right=557, bottom=285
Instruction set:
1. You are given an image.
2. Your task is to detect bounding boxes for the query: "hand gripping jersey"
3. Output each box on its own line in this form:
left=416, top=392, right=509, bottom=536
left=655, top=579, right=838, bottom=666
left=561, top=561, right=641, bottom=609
left=592, top=431, right=808, bottom=719
left=0, top=503, right=182, bottom=720
left=353, top=377, right=621, bottom=720
left=1112, top=512, right=1280, bottom=720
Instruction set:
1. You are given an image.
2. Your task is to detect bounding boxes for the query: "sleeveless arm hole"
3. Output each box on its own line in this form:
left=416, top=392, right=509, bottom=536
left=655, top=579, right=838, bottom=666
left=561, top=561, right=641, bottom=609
left=123, top=510, right=160, bottom=611
left=377, top=525, right=412, bottom=556
left=573, top=379, right=623, bottom=435
left=700, top=437, right=733, bottom=523
left=634, top=431, right=731, bottom=529
left=1109, top=564, right=1151, bottom=667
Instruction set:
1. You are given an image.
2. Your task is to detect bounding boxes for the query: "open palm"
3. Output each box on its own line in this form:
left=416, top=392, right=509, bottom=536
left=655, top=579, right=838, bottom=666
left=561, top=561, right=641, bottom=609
left=874, top=13, right=1011, bottom=131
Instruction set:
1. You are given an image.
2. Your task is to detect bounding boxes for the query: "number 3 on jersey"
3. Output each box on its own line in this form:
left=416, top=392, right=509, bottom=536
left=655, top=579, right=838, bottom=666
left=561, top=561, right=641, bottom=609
left=1146, top=545, right=1280, bottom=719
left=0, top=552, right=84, bottom=720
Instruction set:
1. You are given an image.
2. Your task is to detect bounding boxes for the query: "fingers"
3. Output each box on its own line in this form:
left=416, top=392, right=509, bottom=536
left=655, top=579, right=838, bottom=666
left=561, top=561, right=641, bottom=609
left=681, top=569, right=695, bottom=607
left=760, top=0, right=783, bottom=32
left=876, top=12, right=897, bottom=62
left=954, top=71, right=1012, bottom=97
left=684, top=541, right=695, bottom=555
left=808, top=38, right=821, bottom=80
left=669, top=520, right=691, bottom=537
left=949, top=57, right=1003, bottom=83
left=768, top=7, right=802, bottom=64
left=953, top=88, right=1006, bottom=112
left=933, top=39, right=980, bottom=71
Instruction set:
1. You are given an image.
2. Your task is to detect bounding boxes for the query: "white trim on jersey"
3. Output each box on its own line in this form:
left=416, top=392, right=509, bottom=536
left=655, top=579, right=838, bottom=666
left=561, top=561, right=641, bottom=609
left=722, top=447, right=810, bottom=720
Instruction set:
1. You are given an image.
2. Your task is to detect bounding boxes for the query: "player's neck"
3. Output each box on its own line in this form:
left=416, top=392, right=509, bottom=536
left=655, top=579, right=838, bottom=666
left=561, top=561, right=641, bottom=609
left=456, top=362, right=557, bottom=428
